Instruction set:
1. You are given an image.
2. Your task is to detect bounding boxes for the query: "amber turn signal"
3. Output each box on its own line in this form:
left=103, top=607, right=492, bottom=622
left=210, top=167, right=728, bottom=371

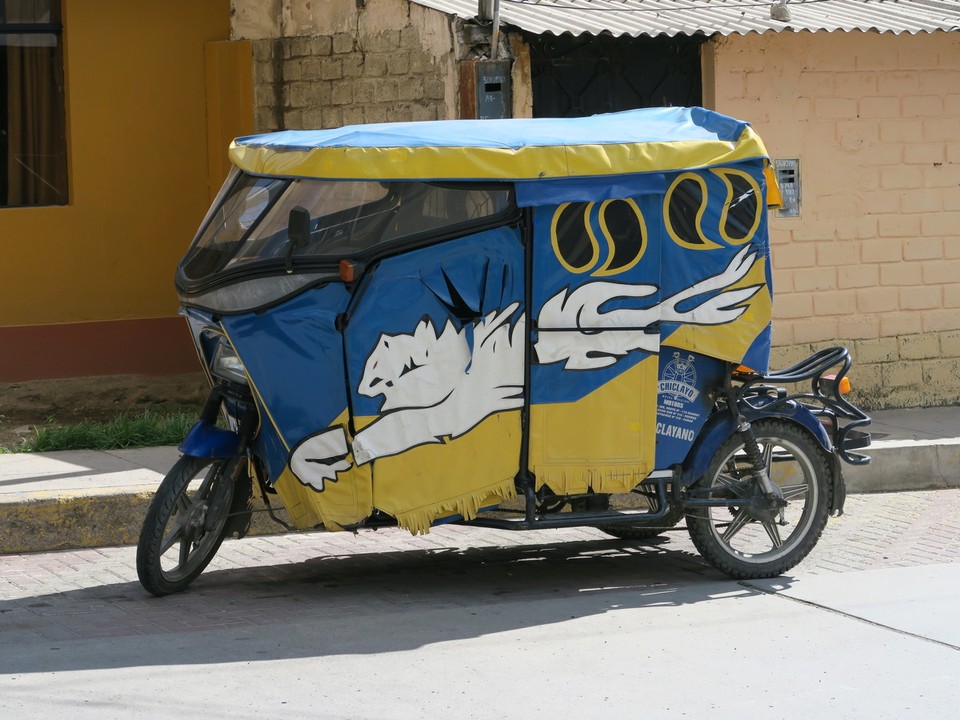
left=339, top=259, right=356, bottom=283
left=823, top=374, right=852, bottom=395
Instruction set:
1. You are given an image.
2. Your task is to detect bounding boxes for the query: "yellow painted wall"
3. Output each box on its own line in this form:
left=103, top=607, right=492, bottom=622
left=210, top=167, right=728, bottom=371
left=0, top=0, right=230, bottom=326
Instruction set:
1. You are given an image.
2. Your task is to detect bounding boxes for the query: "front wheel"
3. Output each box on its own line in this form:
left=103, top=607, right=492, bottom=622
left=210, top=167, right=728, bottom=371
left=137, top=455, right=236, bottom=596
left=686, top=419, right=832, bottom=579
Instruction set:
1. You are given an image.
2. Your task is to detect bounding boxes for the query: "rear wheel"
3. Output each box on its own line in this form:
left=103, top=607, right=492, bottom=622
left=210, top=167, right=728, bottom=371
left=686, top=419, right=832, bottom=579
left=136, top=455, right=235, bottom=596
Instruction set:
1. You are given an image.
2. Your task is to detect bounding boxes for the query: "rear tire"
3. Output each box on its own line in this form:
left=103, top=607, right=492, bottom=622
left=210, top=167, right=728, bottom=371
left=136, top=455, right=235, bottom=596
left=686, top=419, right=832, bottom=579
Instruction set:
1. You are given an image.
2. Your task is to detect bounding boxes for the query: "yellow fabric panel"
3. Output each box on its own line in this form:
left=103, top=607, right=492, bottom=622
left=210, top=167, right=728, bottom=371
left=271, top=467, right=325, bottom=529
left=666, top=256, right=772, bottom=363
left=530, top=356, right=658, bottom=495
left=272, top=461, right=373, bottom=531
left=243, top=388, right=375, bottom=531
left=229, top=130, right=768, bottom=181
left=764, top=163, right=783, bottom=208
left=370, top=410, right=521, bottom=534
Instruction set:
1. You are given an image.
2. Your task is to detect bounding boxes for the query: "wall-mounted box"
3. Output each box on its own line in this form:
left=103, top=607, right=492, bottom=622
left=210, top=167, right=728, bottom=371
left=475, top=60, right=512, bottom=119
left=774, top=158, right=800, bottom=218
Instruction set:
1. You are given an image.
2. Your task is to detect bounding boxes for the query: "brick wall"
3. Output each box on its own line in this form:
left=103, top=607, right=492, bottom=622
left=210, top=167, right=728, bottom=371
left=713, top=30, right=960, bottom=409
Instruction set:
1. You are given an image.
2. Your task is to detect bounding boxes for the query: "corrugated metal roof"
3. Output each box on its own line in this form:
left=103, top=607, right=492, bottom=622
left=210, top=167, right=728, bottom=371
left=410, top=0, right=960, bottom=37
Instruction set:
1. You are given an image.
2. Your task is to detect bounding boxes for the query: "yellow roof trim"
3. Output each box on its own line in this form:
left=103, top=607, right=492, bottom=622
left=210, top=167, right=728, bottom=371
left=229, top=127, right=769, bottom=181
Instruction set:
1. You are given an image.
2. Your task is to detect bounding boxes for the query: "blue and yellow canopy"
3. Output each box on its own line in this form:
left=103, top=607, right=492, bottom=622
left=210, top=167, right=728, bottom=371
left=229, top=107, right=769, bottom=182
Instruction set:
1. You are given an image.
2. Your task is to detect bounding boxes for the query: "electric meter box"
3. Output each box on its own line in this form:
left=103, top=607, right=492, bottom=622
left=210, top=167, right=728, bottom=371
left=774, top=158, right=801, bottom=218
left=476, top=60, right=512, bottom=120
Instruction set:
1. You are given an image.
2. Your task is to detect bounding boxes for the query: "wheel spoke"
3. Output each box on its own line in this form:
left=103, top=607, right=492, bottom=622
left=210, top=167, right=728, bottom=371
left=762, top=520, right=783, bottom=548
left=760, top=442, right=774, bottom=472
left=715, top=472, right=741, bottom=490
left=721, top=508, right=752, bottom=542
left=780, top=483, right=809, bottom=501
left=178, top=536, right=191, bottom=567
left=175, top=494, right=194, bottom=516
left=194, top=471, right=216, bottom=498
left=159, top=520, right=187, bottom=555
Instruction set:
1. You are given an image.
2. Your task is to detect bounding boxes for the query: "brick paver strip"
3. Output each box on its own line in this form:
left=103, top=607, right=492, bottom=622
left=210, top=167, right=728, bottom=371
left=2, top=489, right=958, bottom=642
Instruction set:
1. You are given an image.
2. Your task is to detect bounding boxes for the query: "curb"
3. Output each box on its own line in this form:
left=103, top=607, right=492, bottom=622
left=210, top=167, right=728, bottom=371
left=844, top=438, right=960, bottom=494
left=0, top=492, right=293, bottom=556
left=0, top=446, right=296, bottom=555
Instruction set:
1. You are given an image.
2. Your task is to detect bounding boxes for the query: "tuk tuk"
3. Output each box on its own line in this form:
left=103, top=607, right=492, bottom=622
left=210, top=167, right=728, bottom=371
left=136, top=107, right=871, bottom=596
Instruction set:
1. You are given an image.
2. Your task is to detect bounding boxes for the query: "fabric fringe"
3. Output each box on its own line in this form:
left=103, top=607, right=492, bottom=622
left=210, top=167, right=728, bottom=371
left=395, top=476, right=518, bottom=536
left=532, top=464, right=651, bottom=496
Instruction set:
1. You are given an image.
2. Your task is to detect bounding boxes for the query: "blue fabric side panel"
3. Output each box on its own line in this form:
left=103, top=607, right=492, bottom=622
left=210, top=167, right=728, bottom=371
left=220, top=283, right=352, bottom=480
left=530, top=194, right=662, bottom=405
left=344, top=226, right=524, bottom=419
left=654, top=351, right=726, bottom=469
left=741, top=324, right=772, bottom=375
left=515, top=173, right=665, bottom=207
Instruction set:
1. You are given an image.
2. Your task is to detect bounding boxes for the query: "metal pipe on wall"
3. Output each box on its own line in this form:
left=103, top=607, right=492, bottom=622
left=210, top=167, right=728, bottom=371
left=491, top=0, right=501, bottom=60
left=478, top=0, right=501, bottom=60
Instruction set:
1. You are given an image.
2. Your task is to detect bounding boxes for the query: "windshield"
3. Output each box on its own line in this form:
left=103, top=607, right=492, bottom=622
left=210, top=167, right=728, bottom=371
left=179, top=172, right=515, bottom=290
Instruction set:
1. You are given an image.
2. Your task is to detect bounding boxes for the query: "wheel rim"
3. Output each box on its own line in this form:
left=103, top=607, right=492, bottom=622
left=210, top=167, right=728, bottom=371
left=157, top=461, right=231, bottom=582
left=703, top=435, right=819, bottom=564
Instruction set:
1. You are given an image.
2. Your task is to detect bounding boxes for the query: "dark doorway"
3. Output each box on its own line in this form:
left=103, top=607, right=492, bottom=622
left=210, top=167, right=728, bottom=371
left=525, top=32, right=705, bottom=118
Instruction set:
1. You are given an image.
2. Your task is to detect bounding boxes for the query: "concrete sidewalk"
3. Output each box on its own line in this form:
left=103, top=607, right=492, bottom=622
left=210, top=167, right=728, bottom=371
left=1, top=407, right=957, bottom=554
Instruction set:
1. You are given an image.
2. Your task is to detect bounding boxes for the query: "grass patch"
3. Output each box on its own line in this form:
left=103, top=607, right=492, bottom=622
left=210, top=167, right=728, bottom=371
left=7, top=411, right=196, bottom=453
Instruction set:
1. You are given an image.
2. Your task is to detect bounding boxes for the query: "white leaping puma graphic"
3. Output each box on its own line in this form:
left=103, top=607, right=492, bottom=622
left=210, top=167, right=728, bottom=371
left=289, top=247, right=762, bottom=491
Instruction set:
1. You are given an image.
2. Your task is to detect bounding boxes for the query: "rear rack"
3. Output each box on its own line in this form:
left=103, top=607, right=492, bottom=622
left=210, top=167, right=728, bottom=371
left=733, top=347, right=871, bottom=465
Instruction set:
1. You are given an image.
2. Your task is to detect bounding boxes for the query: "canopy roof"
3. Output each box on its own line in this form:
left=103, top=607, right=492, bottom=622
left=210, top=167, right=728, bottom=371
left=229, top=107, right=767, bottom=182
left=412, top=0, right=960, bottom=38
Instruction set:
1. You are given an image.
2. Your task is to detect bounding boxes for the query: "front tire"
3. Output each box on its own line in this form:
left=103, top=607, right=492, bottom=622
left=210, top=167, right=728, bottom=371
left=137, top=455, right=236, bottom=596
left=686, top=419, right=832, bottom=579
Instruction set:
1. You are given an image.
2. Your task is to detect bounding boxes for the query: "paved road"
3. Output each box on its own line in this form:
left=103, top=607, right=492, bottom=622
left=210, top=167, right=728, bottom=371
left=2, top=489, right=960, bottom=719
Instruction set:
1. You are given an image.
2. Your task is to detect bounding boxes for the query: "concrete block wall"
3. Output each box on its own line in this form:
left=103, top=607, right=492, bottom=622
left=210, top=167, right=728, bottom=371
left=713, top=31, right=960, bottom=409
left=233, top=0, right=458, bottom=132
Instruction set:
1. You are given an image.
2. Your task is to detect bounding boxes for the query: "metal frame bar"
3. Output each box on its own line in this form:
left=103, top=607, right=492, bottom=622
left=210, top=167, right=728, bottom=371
left=734, top=346, right=871, bottom=465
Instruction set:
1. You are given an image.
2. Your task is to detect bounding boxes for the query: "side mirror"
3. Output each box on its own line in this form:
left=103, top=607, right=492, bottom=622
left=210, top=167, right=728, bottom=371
left=286, top=206, right=311, bottom=273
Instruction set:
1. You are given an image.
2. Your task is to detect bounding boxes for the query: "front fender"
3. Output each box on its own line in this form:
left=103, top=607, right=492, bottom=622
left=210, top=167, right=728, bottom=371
left=682, top=400, right=831, bottom=486
left=178, top=420, right=242, bottom=459
left=178, top=421, right=254, bottom=537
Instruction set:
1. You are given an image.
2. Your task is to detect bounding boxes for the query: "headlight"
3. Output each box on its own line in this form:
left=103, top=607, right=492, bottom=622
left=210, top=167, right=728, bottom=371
left=211, top=342, right=249, bottom=385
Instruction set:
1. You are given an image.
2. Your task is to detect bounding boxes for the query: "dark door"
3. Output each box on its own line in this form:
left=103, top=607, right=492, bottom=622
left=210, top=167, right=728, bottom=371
left=525, top=32, right=704, bottom=118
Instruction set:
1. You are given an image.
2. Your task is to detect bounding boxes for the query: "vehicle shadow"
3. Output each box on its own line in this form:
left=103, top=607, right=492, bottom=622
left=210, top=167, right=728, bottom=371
left=0, top=533, right=795, bottom=675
